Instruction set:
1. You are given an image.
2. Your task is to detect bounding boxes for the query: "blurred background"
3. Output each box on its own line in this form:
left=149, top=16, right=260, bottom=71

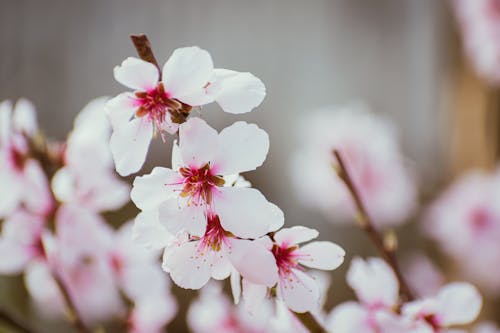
left=1, top=0, right=498, bottom=332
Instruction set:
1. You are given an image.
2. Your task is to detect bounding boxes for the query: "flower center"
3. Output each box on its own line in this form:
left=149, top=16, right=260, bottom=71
left=199, top=215, right=231, bottom=252
left=272, top=244, right=299, bottom=276
left=8, top=144, right=28, bottom=172
left=179, top=163, right=225, bottom=206
left=135, top=83, right=192, bottom=131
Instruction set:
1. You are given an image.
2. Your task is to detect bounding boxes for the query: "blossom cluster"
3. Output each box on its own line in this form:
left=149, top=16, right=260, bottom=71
left=106, top=46, right=346, bottom=315
left=0, top=99, right=176, bottom=332
left=327, top=257, right=482, bottom=333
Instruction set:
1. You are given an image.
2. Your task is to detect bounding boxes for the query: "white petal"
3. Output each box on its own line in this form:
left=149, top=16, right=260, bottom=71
left=105, top=92, right=138, bottom=130
left=13, top=98, right=37, bottom=136
left=24, top=261, right=65, bottom=317
left=162, top=241, right=211, bottom=289
left=274, top=226, right=319, bottom=246
left=241, top=279, right=268, bottom=314
left=230, top=269, right=241, bottom=304
left=162, top=47, right=214, bottom=102
left=279, top=269, right=320, bottom=313
left=178, top=117, right=218, bottom=168
left=0, top=170, right=23, bottom=218
left=110, top=117, right=153, bottom=176
left=158, top=198, right=207, bottom=237
left=22, top=160, right=53, bottom=216
left=171, top=140, right=183, bottom=171
left=326, top=302, right=368, bottom=333
left=298, top=241, right=345, bottom=270
left=0, top=239, right=32, bottom=274
left=114, top=57, right=159, bottom=91
left=210, top=250, right=232, bottom=280
left=131, top=167, right=181, bottom=211
left=213, top=121, right=269, bottom=175
left=228, top=239, right=279, bottom=287
left=210, top=69, right=266, bottom=114
left=216, top=187, right=284, bottom=238
left=436, top=282, right=482, bottom=326
left=347, top=257, right=399, bottom=308
left=133, top=210, right=174, bottom=250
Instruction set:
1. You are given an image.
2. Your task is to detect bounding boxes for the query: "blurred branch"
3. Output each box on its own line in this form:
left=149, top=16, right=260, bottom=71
left=52, top=272, right=91, bottom=333
left=0, top=308, right=37, bottom=333
left=130, top=34, right=161, bottom=78
left=332, top=149, right=415, bottom=302
left=293, top=312, right=329, bottom=333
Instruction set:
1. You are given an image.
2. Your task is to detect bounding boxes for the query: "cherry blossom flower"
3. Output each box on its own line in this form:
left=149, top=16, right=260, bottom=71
left=290, top=103, right=417, bottom=228
left=131, top=117, right=281, bottom=239
left=452, top=0, right=500, bottom=84
left=424, top=169, right=500, bottom=293
left=51, top=97, right=130, bottom=212
left=402, top=282, right=482, bottom=333
left=259, top=226, right=345, bottom=313
left=106, top=48, right=266, bottom=176
left=327, top=257, right=402, bottom=333
left=0, top=99, right=53, bottom=218
left=161, top=213, right=281, bottom=290
left=188, top=282, right=308, bottom=333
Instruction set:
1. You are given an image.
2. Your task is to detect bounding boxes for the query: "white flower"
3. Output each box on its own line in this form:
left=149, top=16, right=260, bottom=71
left=262, top=226, right=345, bottom=313
left=106, top=47, right=266, bottom=176
left=131, top=117, right=281, bottom=239
left=402, top=282, right=482, bottom=331
left=51, top=97, right=130, bottom=212
left=161, top=214, right=280, bottom=290
left=290, top=103, right=417, bottom=228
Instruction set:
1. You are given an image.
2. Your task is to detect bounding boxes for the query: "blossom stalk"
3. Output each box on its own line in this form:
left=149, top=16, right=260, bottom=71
left=332, top=149, right=414, bottom=302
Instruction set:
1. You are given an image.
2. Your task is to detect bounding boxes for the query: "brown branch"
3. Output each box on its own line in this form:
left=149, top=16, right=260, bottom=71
left=52, top=272, right=91, bottom=333
left=0, top=308, right=37, bottom=333
left=130, top=34, right=161, bottom=78
left=332, top=149, right=415, bottom=302
left=293, top=312, right=329, bottom=333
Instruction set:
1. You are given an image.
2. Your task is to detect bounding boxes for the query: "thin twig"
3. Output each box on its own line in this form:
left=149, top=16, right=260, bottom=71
left=52, top=271, right=91, bottom=333
left=0, top=308, right=37, bottom=333
left=332, top=149, right=415, bottom=302
left=293, top=312, right=329, bottom=333
left=130, top=34, right=161, bottom=78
